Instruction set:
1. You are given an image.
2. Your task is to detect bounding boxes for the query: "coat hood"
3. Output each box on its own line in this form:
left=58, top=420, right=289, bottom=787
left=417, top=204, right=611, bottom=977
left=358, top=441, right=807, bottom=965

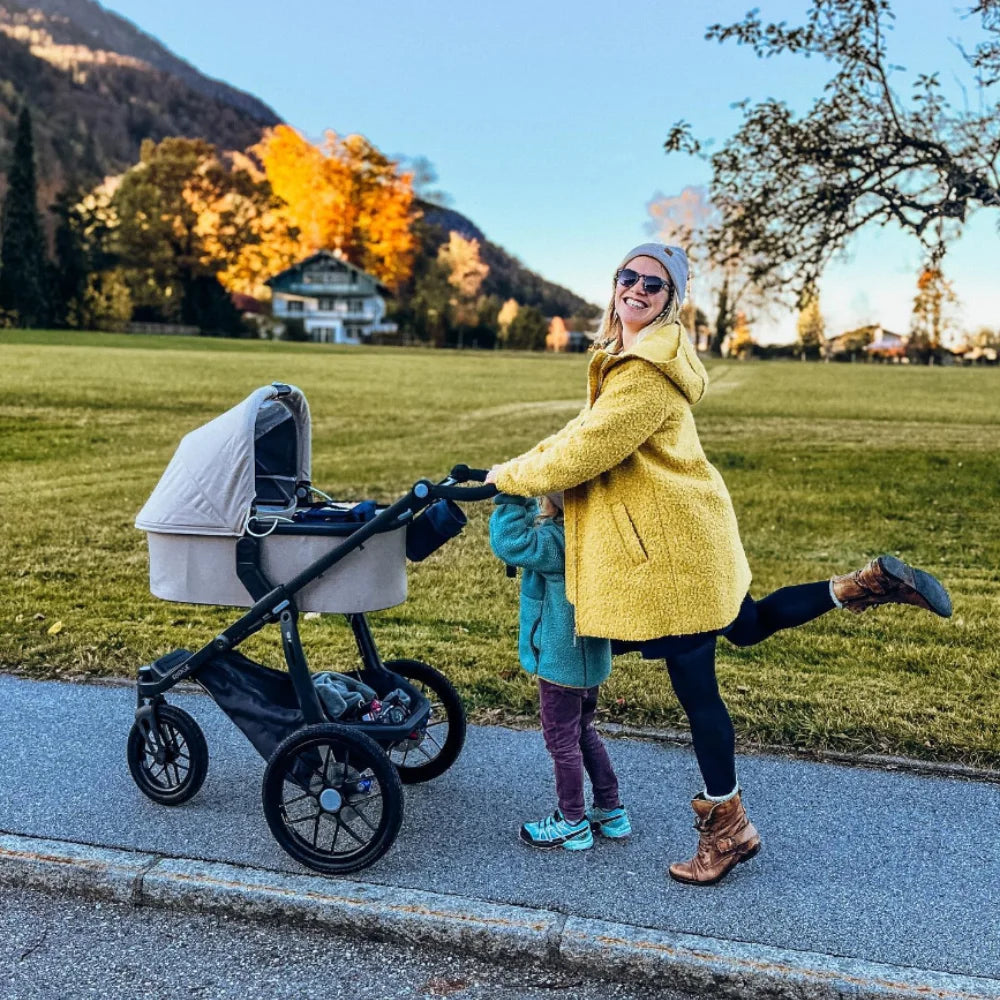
left=620, top=321, right=708, bottom=405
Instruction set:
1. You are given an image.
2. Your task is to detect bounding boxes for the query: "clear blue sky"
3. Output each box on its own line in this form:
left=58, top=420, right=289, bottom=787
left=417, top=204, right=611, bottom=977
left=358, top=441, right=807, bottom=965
left=104, top=0, right=997, bottom=340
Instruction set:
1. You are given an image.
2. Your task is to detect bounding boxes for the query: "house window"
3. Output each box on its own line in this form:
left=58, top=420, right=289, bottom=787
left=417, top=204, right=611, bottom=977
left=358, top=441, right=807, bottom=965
left=319, top=298, right=336, bottom=311
left=287, top=299, right=303, bottom=313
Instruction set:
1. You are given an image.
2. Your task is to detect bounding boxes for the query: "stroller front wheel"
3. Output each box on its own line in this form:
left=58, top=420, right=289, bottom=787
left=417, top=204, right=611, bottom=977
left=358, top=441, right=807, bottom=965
left=262, top=723, right=404, bottom=875
left=127, top=703, right=209, bottom=806
left=383, top=659, right=466, bottom=784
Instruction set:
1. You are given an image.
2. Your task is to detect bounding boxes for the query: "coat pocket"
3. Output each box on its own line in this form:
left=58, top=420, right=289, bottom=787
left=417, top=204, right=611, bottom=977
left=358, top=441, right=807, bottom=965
left=518, top=595, right=543, bottom=672
left=610, top=501, right=648, bottom=566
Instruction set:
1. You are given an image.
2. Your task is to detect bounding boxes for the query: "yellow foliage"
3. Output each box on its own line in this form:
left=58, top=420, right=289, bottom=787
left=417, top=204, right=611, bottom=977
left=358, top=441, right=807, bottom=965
left=546, top=316, right=569, bottom=352
left=255, top=125, right=418, bottom=290
left=497, top=298, right=519, bottom=330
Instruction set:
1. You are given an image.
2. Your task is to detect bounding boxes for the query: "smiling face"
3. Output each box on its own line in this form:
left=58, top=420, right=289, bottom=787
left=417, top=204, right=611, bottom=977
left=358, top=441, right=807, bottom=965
left=614, top=255, right=672, bottom=337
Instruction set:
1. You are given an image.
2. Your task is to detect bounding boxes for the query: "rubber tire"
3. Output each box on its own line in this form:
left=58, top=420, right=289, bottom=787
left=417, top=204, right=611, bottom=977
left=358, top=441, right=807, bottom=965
left=384, top=658, right=466, bottom=784
left=127, top=703, right=209, bottom=806
left=262, top=723, right=404, bottom=875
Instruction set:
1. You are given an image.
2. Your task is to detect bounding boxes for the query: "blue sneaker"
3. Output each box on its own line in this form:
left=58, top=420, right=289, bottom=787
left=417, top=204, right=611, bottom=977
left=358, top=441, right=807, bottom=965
left=519, top=809, right=594, bottom=851
left=586, top=804, right=632, bottom=839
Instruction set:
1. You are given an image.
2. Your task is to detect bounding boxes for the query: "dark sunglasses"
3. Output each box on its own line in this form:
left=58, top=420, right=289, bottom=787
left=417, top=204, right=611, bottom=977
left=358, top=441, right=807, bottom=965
left=616, top=268, right=672, bottom=296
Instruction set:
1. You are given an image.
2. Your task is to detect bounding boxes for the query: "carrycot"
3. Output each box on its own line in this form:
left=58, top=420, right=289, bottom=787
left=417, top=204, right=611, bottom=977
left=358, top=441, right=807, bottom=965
left=135, top=383, right=406, bottom=612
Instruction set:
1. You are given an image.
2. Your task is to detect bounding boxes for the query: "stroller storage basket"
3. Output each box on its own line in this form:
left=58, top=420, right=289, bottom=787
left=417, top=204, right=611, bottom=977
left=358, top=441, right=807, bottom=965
left=194, top=650, right=431, bottom=762
left=147, top=518, right=406, bottom=613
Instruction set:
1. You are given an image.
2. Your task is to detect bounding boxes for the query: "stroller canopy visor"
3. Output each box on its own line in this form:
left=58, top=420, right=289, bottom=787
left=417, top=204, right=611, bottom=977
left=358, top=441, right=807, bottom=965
left=136, top=383, right=311, bottom=537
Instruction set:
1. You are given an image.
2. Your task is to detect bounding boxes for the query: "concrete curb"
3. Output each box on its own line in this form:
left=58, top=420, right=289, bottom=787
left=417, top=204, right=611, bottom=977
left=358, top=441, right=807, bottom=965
left=2, top=832, right=999, bottom=999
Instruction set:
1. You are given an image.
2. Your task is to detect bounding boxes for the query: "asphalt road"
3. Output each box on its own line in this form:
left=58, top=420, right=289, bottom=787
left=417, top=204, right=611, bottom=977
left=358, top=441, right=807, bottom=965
left=0, top=885, right=681, bottom=1000
left=1, top=675, right=998, bottom=981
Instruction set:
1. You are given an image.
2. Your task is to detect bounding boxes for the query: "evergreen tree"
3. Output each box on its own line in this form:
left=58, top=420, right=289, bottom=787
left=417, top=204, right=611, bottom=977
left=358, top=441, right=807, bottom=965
left=0, top=107, right=49, bottom=327
left=49, top=188, right=89, bottom=328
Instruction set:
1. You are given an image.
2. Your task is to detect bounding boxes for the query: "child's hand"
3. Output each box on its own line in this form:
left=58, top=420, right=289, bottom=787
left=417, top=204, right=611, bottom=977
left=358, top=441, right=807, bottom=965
left=485, top=464, right=503, bottom=484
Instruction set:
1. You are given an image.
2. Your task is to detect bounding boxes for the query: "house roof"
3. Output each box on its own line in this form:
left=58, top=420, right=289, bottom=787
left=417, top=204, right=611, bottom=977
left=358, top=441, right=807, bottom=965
left=865, top=338, right=906, bottom=354
left=827, top=324, right=905, bottom=347
left=266, top=251, right=391, bottom=296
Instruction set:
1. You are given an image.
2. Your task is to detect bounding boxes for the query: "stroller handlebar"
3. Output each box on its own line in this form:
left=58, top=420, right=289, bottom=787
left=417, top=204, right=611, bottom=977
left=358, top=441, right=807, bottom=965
left=431, top=483, right=497, bottom=501
left=419, top=465, right=497, bottom=502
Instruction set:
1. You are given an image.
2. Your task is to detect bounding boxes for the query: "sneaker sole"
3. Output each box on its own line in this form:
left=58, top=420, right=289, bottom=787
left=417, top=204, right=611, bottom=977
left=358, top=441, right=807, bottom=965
left=590, top=822, right=632, bottom=840
left=879, top=555, right=953, bottom=618
left=668, top=841, right=761, bottom=886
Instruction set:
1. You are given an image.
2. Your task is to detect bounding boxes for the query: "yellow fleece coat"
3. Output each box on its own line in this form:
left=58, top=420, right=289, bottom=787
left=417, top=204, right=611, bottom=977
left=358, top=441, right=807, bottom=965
left=495, top=321, right=751, bottom=641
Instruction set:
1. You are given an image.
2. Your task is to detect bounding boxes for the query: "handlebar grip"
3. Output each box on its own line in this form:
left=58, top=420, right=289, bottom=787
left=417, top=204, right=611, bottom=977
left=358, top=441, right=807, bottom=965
left=432, top=483, right=498, bottom=502
left=448, top=465, right=489, bottom=483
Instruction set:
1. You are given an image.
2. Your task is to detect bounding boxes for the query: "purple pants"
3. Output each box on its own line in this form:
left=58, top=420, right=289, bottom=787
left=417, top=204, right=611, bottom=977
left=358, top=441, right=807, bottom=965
left=538, top=679, right=621, bottom=823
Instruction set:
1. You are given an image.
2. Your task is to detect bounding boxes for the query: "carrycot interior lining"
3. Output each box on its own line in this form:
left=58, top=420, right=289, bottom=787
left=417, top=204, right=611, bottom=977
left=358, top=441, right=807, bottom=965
left=254, top=399, right=299, bottom=507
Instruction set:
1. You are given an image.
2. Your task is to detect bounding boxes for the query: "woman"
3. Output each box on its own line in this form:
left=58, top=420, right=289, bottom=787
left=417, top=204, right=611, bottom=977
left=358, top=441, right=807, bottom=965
left=486, top=242, right=951, bottom=886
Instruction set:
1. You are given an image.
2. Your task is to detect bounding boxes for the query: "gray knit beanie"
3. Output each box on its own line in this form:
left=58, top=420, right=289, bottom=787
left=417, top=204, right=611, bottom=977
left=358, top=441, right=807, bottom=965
left=618, top=243, right=688, bottom=306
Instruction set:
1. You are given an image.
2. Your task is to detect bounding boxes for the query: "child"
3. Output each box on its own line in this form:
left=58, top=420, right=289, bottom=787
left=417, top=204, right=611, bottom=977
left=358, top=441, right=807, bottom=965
left=489, top=490, right=630, bottom=851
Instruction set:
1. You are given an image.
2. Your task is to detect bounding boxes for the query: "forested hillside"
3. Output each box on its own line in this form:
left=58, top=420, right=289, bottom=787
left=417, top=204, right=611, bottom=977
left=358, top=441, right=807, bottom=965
left=0, top=0, right=597, bottom=338
left=0, top=0, right=279, bottom=197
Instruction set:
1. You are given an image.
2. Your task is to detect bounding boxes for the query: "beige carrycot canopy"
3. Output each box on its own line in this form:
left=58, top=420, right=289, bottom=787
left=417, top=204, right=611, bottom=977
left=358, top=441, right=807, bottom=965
left=135, top=383, right=311, bottom=538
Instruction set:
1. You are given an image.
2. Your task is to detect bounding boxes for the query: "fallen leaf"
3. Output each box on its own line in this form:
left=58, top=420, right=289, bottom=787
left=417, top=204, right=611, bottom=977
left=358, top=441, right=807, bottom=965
left=47, top=621, right=63, bottom=635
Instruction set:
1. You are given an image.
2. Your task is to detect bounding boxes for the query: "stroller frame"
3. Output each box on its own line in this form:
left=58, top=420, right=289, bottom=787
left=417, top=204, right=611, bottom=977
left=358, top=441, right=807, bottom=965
left=130, top=464, right=495, bottom=873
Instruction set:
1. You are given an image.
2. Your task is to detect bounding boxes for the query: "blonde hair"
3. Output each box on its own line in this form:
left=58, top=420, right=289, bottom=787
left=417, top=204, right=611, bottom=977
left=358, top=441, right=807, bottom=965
left=592, top=261, right=682, bottom=354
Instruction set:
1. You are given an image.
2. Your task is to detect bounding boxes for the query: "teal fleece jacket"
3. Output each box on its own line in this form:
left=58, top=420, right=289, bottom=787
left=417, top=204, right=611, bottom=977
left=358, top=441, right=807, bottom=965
left=489, top=495, right=612, bottom=689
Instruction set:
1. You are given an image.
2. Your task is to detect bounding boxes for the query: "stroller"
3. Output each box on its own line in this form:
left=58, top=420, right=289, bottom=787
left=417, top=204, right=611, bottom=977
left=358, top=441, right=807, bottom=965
left=130, top=382, right=495, bottom=874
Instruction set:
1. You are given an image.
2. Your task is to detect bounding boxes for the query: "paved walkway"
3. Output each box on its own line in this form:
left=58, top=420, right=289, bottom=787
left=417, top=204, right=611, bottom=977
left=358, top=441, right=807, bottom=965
left=1, top=675, right=998, bottom=997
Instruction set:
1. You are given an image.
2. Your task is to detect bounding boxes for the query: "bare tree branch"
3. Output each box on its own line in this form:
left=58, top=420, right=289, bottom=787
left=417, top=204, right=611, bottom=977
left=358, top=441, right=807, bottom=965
left=667, top=1, right=1000, bottom=302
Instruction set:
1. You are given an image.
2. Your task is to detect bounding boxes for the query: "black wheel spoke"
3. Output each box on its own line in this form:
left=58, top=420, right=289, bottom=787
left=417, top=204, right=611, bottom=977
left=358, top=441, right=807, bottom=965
left=341, top=803, right=378, bottom=834
left=284, top=809, right=321, bottom=826
left=335, top=815, right=368, bottom=847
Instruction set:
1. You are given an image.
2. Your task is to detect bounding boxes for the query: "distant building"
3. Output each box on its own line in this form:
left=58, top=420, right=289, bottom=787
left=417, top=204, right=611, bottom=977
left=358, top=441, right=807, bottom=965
left=826, top=323, right=902, bottom=361
left=863, top=327, right=907, bottom=360
left=825, top=323, right=963, bottom=364
left=266, top=251, right=397, bottom=345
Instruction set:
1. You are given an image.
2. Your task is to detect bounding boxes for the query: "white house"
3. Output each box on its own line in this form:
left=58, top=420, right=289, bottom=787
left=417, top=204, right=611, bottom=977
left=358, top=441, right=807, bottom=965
left=266, top=251, right=398, bottom=345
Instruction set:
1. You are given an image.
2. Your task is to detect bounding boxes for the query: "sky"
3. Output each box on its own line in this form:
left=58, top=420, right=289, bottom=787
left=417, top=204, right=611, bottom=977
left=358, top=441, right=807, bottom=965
left=101, top=0, right=998, bottom=342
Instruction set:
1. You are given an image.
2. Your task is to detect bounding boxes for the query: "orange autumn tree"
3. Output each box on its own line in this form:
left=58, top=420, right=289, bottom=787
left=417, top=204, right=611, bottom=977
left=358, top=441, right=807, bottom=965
left=256, top=125, right=418, bottom=290
left=204, top=151, right=305, bottom=301
left=546, top=316, right=569, bottom=352
left=109, top=137, right=302, bottom=316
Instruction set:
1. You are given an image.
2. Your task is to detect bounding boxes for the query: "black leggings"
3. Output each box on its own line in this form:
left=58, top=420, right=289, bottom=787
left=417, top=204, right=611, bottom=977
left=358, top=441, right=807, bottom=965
left=666, top=581, right=834, bottom=796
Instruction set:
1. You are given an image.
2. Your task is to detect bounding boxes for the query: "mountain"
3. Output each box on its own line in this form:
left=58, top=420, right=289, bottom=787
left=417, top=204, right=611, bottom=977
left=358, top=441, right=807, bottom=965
left=0, top=0, right=597, bottom=317
left=420, top=203, right=597, bottom=319
left=0, top=0, right=279, bottom=197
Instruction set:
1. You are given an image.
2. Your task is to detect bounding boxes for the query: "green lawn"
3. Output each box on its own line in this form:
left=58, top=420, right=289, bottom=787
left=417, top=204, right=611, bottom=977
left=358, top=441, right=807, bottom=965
left=2, top=329, right=998, bottom=766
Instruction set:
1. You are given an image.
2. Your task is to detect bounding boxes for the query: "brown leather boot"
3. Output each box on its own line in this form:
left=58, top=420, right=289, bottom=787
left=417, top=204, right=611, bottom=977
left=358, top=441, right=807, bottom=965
left=668, top=791, right=761, bottom=886
left=831, top=554, right=952, bottom=617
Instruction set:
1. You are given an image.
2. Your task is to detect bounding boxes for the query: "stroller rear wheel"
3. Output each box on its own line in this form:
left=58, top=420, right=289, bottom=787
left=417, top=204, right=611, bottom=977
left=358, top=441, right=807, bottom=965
left=384, top=659, right=466, bottom=784
left=262, top=723, right=403, bottom=874
left=127, top=703, right=209, bottom=806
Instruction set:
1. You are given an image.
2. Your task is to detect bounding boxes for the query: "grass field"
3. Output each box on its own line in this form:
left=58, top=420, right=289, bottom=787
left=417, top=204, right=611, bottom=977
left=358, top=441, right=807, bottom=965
left=2, top=329, right=999, bottom=767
